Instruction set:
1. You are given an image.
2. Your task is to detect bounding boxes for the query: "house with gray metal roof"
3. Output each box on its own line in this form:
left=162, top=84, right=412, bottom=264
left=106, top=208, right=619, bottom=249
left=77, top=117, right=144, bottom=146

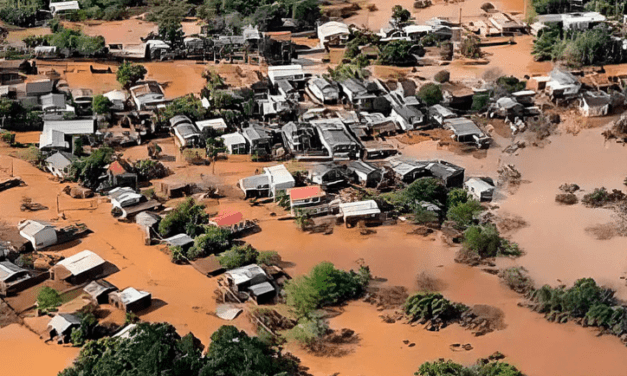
left=108, top=287, right=152, bottom=312
left=45, top=151, right=77, bottom=179
left=0, top=261, right=31, bottom=296
left=51, top=250, right=107, bottom=284
left=18, top=220, right=58, bottom=250
left=84, top=279, right=118, bottom=304
left=442, top=117, right=491, bottom=148
left=47, top=313, right=81, bottom=343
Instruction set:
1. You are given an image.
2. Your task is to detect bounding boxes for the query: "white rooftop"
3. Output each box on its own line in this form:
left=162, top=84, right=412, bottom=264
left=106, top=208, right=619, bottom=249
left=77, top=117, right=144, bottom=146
left=226, top=264, right=267, bottom=285
left=339, top=200, right=381, bottom=217
left=117, top=287, right=151, bottom=305
left=263, top=164, right=295, bottom=186
left=55, top=250, right=105, bottom=276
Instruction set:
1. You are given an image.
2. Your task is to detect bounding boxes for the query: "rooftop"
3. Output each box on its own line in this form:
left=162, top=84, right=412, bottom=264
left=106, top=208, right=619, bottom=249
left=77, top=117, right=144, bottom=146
left=0, top=261, right=26, bottom=282
left=226, top=264, right=267, bottom=285
left=210, top=210, right=244, bottom=227
left=55, top=250, right=106, bottom=276
left=289, top=185, right=325, bottom=201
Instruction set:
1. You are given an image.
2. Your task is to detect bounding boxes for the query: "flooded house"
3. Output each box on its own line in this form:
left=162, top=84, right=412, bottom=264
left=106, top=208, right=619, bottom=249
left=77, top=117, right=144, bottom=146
left=239, top=174, right=271, bottom=199
left=241, top=126, right=273, bottom=156
left=390, top=105, right=425, bottom=131
left=49, top=1, right=80, bottom=16
left=347, top=160, right=382, bottom=187
left=163, top=233, right=194, bottom=250
left=174, top=123, right=201, bottom=148
left=288, top=185, right=328, bottom=216
left=70, top=88, right=93, bottom=112
left=338, top=78, right=378, bottom=111
left=491, top=97, right=524, bottom=119
left=18, top=220, right=58, bottom=251
left=308, top=163, right=346, bottom=188
left=263, top=164, right=295, bottom=198
left=50, top=250, right=106, bottom=284
left=429, top=104, right=456, bottom=125
left=221, top=132, right=247, bottom=154
left=40, top=93, right=73, bottom=119
left=362, top=140, right=398, bottom=159
left=106, top=160, right=138, bottom=190
left=267, top=65, right=307, bottom=87
left=47, top=313, right=81, bottom=344
left=103, top=90, right=128, bottom=111
left=108, top=287, right=152, bottom=312
left=339, top=200, right=381, bottom=227
left=196, top=118, right=228, bottom=134
left=312, top=119, right=361, bottom=159
left=84, top=279, right=118, bottom=304
left=464, top=177, right=495, bottom=202
left=546, top=68, right=581, bottom=99
left=425, top=160, right=465, bottom=188
left=0, top=261, right=32, bottom=296
left=39, top=119, right=96, bottom=150
left=317, top=21, right=350, bottom=49
left=359, top=112, right=397, bottom=137
left=511, top=90, right=536, bottom=105
left=442, top=117, right=491, bottom=148
left=281, top=122, right=321, bottom=154
left=45, top=151, right=77, bottom=179
left=224, top=264, right=276, bottom=304
left=307, top=77, right=340, bottom=104
left=579, top=91, right=611, bottom=117
left=109, top=187, right=143, bottom=209
left=129, top=81, right=168, bottom=111
left=388, top=158, right=428, bottom=183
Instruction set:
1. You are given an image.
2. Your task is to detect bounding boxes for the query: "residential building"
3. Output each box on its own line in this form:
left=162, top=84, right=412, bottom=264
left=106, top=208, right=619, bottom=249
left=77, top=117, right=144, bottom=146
left=390, top=105, right=424, bottom=131
left=281, top=122, right=320, bottom=153
left=546, top=68, right=581, bottom=98
left=174, top=123, right=201, bottom=147
left=108, top=287, right=152, bottom=312
left=579, top=91, right=611, bottom=117
left=50, top=250, right=107, bottom=284
left=18, top=220, right=58, bottom=250
left=84, top=279, right=118, bottom=304
left=464, top=177, right=495, bottom=202
left=317, top=21, right=350, bottom=48
left=241, top=126, right=273, bottom=156
left=338, top=200, right=381, bottom=227
left=49, top=1, right=80, bottom=16
left=308, top=163, right=346, bottom=188
left=129, top=81, right=168, bottom=111
left=0, top=261, right=32, bottom=296
left=288, top=185, right=328, bottom=216
left=442, top=117, right=491, bottom=148
left=312, top=119, right=361, bottom=159
left=221, top=132, right=247, bottom=154
left=307, top=77, right=340, bottom=104
left=347, top=160, right=382, bottom=187
left=47, top=313, right=81, bottom=343
left=45, top=151, right=77, bottom=179
left=429, top=104, right=456, bottom=125
left=196, top=118, right=228, bottom=134
left=263, top=164, right=295, bottom=197
left=388, top=158, right=428, bottom=183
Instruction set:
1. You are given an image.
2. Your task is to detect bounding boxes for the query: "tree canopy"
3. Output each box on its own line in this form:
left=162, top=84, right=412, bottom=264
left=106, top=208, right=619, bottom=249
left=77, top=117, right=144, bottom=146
left=158, top=198, right=209, bottom=237
left=417, top=83, right=443, bottom=106
left=116, top=62, right=148, bottom=88
left=92, top=95, right=113, bottom=115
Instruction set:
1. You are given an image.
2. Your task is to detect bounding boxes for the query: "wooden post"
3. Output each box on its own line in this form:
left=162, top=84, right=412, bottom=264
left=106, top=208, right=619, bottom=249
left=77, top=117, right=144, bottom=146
left=459, top=7, right=462, bottom=25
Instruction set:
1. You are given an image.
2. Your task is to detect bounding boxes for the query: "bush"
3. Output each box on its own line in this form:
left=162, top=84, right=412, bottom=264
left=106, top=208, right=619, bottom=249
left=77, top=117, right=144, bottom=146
left=496, top=76, right=526, bottom=93
left=446, top=188, right=469, bottom=208
left=257, top=250, right=281, bottom=266
left=291, top=313, right=329, bottom=346
left=471, top=92, right=491, bottom=112
left=187, top=226, right=232, bottom=260
left=284, top=262, right=371, bottom=318
left=499, top=267, right=534, bottom=294
left=463, top=224, right=521, bottom=258
left=159, top=198, right=209, bottom=237
left=37, top=287, right=62, bottom=313
left=170, top=245, right=186, bottom=264
left=417, top=83, right=443, bottom=106
left=218, top=244, right=259, bottom=269
left=433, top=70, right=450, bottom=83
left=582, top=187, right=610, bottom=207
left=403, top=292, right=468, bottom=322
left=460, top=36, right=481, bottom=58
left=446, top=200, right=483, bottom=230
left=69, top=146, right=114, bottom=189
left=377, top=40, right=419, bottom=66
left=383, top=177, right=447, bottom=212
left=92, top=94, right=112, bottom=115
left=555, top=193, right=578, bottom=205
left=413, top=205, right=440, bottom=225
left=417, top=358, right=523, bottom=376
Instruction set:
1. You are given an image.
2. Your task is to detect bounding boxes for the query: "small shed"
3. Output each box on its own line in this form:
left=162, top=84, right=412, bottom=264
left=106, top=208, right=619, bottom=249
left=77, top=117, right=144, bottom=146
left=0, top=261, right=31, bottom=296
left=225, top=264, right=268, bottom=293
left=339, top=200, right=381, bottom=227
left=347, top=160, right=382, bottom=187
left=248, top=281, right=276, bottom=304
left=579, top=91, right=611, bottom=117
left=109, top=187, right=142, bottom=209
left=308, top=163, right=346, bottom=188
left=163, top=234, right=194, bottom=250
left=51, top=250, right=106, bottom=284
left=153, top=181, right=193, bottom=199
left=84, top=279, right=118, bottom=304
left=464, top=178, right=495, bottom=202
left=196, top=118, right=228, bottom=134
left=48, top=314, right=81, bottom=343
left=18, top=220, right=58, bottom=251
left=108, top=287, right=152, bottom=312
left=45, top=151, right=76, bottom=179
left=391, top=105, right=424, bottom=131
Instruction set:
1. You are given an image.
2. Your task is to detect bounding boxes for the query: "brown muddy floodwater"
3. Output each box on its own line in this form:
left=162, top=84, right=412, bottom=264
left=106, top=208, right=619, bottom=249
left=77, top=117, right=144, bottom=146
left=499, top=127, right=627, bottom=298
left=2, top=123, right=627, bottom=376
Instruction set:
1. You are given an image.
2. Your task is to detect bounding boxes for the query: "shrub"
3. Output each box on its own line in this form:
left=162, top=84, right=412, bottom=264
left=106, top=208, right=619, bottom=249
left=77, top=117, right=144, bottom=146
left=291, top=313, right=329, bottom=346
left=257, top=250, right=281, bottom=266
left=218, top=244, right=259, bottom=269
left=284, top=262, right=371, bottom=318
left=384, top=177, right=447, bottom=212
left=413, top=205, right=440, bottom=225
left=92, top=94, right=112, bottom=115
left=417, top=83, right=443, bottom=106
left=496, top=76, right=526, bottom=93
left=463, top=224, right=521, bottom=258
left=446, top=200, right=483, bottom=230
left=582, top=187, right=610, bottom=207
left=378, top=40, right=418, bottom=66
left=555, top=193, right=578, bottom=205
left=170, top=246, right=186, bottom=264
left=446, top=188, right=469, bottom=208
left=460, top=36, right=481, bottom=58
left=187, top=226, right=232, bottom=259
left=433, top=70, right=450, bottom=83
left=158, top=198, right=209, bottom=237
left=417, top=359, right=523, bottom=376
left=499, top=267, right=534, bottom=294
left=37, top=287, right=62, bottom=313
left=69, top=146, right=114, bottom=189
left=471, top=92, right=491, bottom=112
left=403, top=292, right=468, bottom=322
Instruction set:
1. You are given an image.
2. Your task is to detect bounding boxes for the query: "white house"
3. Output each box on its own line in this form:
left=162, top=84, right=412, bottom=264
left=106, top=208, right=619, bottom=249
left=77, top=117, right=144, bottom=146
left=220, top=132, right=247, bottom=154
left=579, top=91, right=611, bottom=117
left=196, top=118, right=228, bottom=133
left=263, top=164, right=295, bottom=198
left=173, top=123, right=200, bottom=147
left=317, top=21, right=350, bottom=48
left=45, top=151, right=76, bottom=179
left=49, top=1, right=80, bottom=16
left=109, top=187, right=143, bottom=209
left=339, top=200, right=381, bottom=224
left=390, top=105, right=424, bottom=131
left=464, top=178, right=495, bottom=202
left=268, top=65, right=305, bottom=85
left=18, top=220, right=58, bottom=250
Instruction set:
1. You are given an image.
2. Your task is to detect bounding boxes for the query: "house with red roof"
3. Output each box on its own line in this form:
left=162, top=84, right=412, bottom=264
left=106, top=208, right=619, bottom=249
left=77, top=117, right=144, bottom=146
left=288, top=185, right=329, bottom=216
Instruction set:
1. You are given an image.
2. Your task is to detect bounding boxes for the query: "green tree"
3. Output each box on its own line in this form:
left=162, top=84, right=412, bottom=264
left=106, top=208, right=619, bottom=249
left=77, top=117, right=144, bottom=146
left=471, top=92, right=491, bottom=112
left=404, top=292, right=468, bottom=322
left=187, top=226, right=232, bottom=259
left=158, top=198, right=209, bottom=237
left=92, top=94, right=113, bottom=115
left=384, top=177, right=447, bottom=212
left=37, top=287, right=62, bottom=313
left=446, top=200, right=483, bottom=230
left=69, top=146, right=115, bottom=189
left=446, top=188, right=469, bottom=208
left=417, top=83, right=443, bottom=106
left=162, top=95, right=207, bottom=122
left=116, top=61, right=147, bottom=88
left=158, top=19, right=185, bottom=49
left=463, top=224, right=521, bottom=258
left=257, top=250, right=281, bottom=266
left=378, top=40, right=419, bottom=66
left=218, top=244, right=259, bottom=269
left=391, top=5, right=411, bottom=26
left=460, top=36, right=481, bottom=58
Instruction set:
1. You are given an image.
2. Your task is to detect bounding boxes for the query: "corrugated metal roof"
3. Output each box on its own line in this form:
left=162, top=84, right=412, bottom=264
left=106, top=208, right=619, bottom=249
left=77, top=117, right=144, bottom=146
left=18, top=220, right=54, bottom=237
left=249, top=281, right=275, bottom=296
left=339, top=200, right=380, bottom=216
left=43, top=119, right=95, bottom=135
left=84, top=279, right=117, bottom=298
left=116, top=287, right=151, bottom=305
left=0, top=261, right=26, bottom=282
left=264, top=164, right=295, bottom=186
left=48, top=313, right=80, bottom=335
left=55, top=250, right=105, bottom=276
left=226, top=264, right=267, bottom=285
